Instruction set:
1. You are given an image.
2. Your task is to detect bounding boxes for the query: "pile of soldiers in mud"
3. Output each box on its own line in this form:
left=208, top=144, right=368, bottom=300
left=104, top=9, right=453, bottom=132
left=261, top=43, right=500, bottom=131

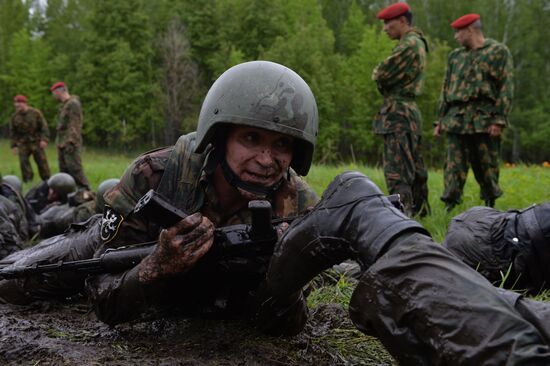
left=1, top=4, right=550, bottom=365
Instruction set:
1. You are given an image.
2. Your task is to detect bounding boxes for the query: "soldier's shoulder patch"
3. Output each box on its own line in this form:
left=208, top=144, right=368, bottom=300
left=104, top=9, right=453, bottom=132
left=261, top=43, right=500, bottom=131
left=100, top=205, right=124, bottom=243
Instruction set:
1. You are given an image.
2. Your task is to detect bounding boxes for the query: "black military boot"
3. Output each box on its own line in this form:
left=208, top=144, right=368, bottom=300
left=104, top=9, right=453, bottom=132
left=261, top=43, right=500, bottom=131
left=485, top=198, right=495, bottom=208
left=262, top=171, right=429, bottom=299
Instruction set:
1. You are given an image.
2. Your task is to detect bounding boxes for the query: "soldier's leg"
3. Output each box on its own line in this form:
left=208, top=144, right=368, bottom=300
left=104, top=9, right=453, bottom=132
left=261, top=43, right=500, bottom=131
left=17, top=145, right=34, bottom=182
left=470, top=134, right=502, bottom=206
left=58, top=146, right=67, bottom=173
left=31, top=144, right=51, bottom=181
left=262, top=172, right=550, bottom=363
left=411, top=134, right=430, bottom=216
left=349, top=232, right=550, bottom=365
left=383, top=132, right=415, bottom=216
left=60, top=144, right=90, bottom=190
left=0, top=215, right=102, bottom=304
left=441, top=133, right=468, bottom=210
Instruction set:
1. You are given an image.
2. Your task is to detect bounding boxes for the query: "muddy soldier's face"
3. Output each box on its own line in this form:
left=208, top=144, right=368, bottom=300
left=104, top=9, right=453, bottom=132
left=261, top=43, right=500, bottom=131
left=225, top=126, right=294, bottom=190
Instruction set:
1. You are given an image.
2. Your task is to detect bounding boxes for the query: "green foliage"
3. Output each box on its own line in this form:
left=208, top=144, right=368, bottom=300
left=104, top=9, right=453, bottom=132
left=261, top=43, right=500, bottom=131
left=0, top=28, right=56, bottom=123
left=0, top=0, right=549, bottom=164
left=76, top=0, right=158, bottom=148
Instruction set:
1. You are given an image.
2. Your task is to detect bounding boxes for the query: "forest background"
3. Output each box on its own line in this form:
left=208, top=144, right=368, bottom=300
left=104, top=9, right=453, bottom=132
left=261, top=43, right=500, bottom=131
left=1, top=0, right=549, bottom=166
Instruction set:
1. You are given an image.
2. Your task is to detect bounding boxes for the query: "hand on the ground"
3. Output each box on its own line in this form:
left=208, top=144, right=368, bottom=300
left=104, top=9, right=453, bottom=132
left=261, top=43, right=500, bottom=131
left=138, top=213, right=214, bottom=283
left=11, top=147, right=17, bottom=155
left=488, top=124, right=502, bottom=138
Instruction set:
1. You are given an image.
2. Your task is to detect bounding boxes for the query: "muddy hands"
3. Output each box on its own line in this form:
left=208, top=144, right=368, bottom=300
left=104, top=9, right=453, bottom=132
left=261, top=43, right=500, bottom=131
left=138, top=213, right=214, bottom=284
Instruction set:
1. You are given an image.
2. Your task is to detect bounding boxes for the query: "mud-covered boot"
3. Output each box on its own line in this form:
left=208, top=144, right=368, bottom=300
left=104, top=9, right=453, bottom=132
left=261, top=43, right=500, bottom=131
left=257, top=171, right=428, bottom=334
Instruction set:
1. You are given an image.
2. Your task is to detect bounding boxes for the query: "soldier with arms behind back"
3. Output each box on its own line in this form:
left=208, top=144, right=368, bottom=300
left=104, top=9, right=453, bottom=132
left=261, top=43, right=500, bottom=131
left=435, top=14, right=514, bottom=211
left=50, top=82, right=91, bottom=190
left=372, top=2, right=430, bottom=217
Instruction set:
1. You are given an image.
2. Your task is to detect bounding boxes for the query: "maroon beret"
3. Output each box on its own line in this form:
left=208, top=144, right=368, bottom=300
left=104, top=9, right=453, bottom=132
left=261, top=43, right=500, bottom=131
left=50, top=81, right=66, bottom=91
left=377, top=2, right=410, bottom=20
left=13, top=95, right=28, bottom=103
left=451, top=14, right=481, bottom=29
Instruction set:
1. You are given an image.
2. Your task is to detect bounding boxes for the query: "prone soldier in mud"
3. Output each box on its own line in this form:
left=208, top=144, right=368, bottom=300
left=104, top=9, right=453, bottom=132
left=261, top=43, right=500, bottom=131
left=9, top=95, right=51, bottom=182
left=258, top=171, right=550, bottom=364
left=25, top=172, right=78, bottom=216
left=435, top=14, right=514, bottom=211
left=0, top=61, right=319, bottom=335
left=372, top=3, right=430, bottom=217
left=38, top=178, right=118, bottom=239
left=0, top=174, right=39, bottom=259
left=443, top=202, right=550, bottom=294
left=51, top=82, right=91, bottom=190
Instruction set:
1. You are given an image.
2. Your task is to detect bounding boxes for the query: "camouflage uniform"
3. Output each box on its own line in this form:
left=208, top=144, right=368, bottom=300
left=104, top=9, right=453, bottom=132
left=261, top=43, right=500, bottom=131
left=55, top=96, right=90, bottom=189
left=437, top=38, right=514, bottom=205
left=0, top=133, right=318, bottom=330
left=373, top=29, right=429, bottom=216
left=10, top=107, right=51, bottom=182
left=0, top=183, right=39, bottom=259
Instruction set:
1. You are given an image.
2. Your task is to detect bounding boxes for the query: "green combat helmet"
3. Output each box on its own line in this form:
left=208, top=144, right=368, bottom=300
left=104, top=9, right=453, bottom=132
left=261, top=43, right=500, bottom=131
left=95, top=178, right=120, bottom=212
left=2, top=175, right=23, bottom=194
left=47, top=173, right=76, bottom=202
left=195, top=60, right=319, bottom=176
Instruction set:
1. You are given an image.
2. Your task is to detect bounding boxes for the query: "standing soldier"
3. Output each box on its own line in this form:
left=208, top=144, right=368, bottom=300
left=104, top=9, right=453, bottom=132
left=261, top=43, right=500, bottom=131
left=372, top=2, right=430, bottom=217
left=9, top=95, right=51, bottom=182
left=50, top=82, right=90, bottom=190
left=435, top=14, right=513, bottom=211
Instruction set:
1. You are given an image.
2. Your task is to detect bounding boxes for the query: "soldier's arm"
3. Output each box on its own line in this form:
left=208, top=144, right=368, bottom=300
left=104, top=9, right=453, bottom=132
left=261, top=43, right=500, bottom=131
left=437, top=54, right=454, bottom=122
left=491, top=46, right=514, bottom=126
left=85, top=148, right=173, bottom=325
left=373, top=40, right=420, bottom=92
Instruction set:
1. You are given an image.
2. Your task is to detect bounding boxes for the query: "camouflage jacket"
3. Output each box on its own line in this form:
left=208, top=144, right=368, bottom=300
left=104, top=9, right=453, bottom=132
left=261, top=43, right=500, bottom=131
left=437, top=38, right=514, bottom=134
left=86, top=132, right=319, bottom=325
left=56, top=96, right=83, bottom=148
left=9, top=107, right=50, bottom=148
left=372, top=29, right=428, bottom=134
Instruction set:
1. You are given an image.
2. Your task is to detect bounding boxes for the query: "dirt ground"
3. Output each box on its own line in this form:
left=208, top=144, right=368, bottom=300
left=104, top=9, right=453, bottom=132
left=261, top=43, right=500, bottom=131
left=0, top=298, right=395, bottom=365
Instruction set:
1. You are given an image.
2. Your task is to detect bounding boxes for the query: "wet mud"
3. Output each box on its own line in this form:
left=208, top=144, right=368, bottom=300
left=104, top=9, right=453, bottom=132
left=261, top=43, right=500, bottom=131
left=0, top=300, right=395, bottom=365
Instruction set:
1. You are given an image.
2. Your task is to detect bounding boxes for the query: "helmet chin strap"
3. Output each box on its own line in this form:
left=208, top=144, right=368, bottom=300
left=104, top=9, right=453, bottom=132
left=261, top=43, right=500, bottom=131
left=220, top=157, right=284, bottom=197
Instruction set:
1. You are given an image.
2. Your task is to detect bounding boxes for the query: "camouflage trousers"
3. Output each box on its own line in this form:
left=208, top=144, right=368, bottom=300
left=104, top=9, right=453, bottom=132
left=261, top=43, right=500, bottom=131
left=441, top=133, right=502, bottom=205
left=58, top=144, right=90, bottom=190
left=382, top=131, right=429, bottom=216
left=17, top=143, right=50, bottom=182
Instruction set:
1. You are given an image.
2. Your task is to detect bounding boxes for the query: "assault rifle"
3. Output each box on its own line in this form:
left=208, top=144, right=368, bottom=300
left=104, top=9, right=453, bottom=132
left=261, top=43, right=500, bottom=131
left=0, top=190, right=403, bottom=279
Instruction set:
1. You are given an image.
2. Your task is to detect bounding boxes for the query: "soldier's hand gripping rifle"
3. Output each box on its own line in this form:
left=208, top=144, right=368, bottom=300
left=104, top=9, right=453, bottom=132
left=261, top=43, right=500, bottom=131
left=0, top=190, right=279, bottom=279
left=0, top=190, right=404, bottom=279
